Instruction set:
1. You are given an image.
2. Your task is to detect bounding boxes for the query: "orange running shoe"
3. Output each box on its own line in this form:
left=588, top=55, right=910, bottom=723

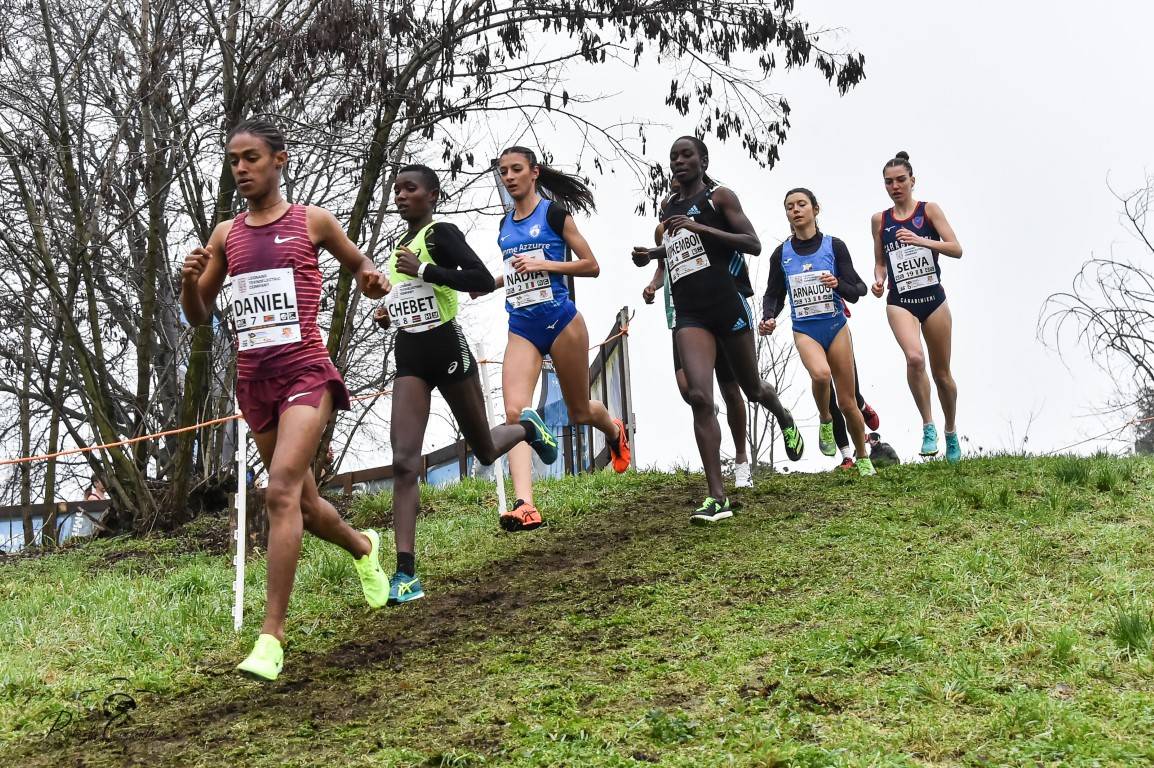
left=499, top=499, right=544, bottom=532
left=609, top=418, right=631, bottom=473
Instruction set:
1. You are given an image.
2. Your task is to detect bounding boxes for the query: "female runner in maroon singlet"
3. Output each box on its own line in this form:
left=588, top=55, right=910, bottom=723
left=180, top=119, right=391, bottom=682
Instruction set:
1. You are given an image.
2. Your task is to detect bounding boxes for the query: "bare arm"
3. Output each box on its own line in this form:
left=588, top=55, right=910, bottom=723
left=511, top=215, right=600, bottom=277
left=870, top=212, right=886, bottom=298
left=307, top=206, right=389, bottom=298
left=922, top=202, right=963, bottom=258
left=179, top=221, right=231, bottom=326
left=665, top=186, right=761, bottom=256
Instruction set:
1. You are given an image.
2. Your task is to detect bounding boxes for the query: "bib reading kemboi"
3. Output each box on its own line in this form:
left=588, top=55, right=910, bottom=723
left=665, top=228, right=709, bottom=284
left=232, top=267, right=302, bottom=350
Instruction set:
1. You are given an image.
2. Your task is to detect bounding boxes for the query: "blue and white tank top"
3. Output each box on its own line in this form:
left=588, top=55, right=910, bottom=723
left=498, top=199, right=571, bottom=320
left=880, top=201, right=942, bottom=296
left=782, top=235, right=842, bottom=323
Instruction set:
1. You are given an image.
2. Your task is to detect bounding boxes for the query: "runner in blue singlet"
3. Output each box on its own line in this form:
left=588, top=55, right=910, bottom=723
left=870, top=151, right=964, bottom=462
left=761, top=188, right=875, bottom=476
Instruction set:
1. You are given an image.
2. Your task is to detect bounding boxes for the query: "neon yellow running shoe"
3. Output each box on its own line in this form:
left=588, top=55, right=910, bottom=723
left=236, top=633, right=283, bottom=681
left=856, top=457, right=877, bottom=477
left=818, top=421, right=836, bottom=456
left=354, top=529, right=389, bottom=609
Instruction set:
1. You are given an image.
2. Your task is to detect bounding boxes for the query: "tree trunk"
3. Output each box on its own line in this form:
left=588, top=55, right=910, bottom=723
left=19, top=301, right=34, bottom=548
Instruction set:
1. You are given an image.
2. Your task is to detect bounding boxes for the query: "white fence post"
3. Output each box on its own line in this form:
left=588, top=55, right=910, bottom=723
left=233, top=400, right=246, bottom=632
left=478, top=342, right=507, bottom=518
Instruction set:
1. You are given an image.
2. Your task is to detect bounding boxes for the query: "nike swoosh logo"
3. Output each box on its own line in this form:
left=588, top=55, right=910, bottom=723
left=285, top=390, right=313, bottom=403
left=274, top=235, right=299, bottom=244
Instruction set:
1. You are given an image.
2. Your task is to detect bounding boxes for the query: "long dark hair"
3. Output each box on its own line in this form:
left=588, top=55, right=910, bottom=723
left=499, top=146, right=595, bottom=214
left=226, top=118, right=286, bottom=153
left=883, top=150, right=913, bottom=176
left=673, top=135, right=718, bottom=190
left=784, top=187, right=819, bottom=209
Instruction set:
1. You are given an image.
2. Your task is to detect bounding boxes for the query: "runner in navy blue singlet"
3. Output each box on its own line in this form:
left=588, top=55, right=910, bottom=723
left=870, top=151, right=964, bottom=462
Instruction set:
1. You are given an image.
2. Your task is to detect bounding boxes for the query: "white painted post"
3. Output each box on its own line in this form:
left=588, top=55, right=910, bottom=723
left=233, top=399, right=247, bottom=632
left=478, top=342, right=507, bottom=518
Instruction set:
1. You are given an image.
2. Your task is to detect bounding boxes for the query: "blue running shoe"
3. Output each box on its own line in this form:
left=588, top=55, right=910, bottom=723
left=920, top=423, right=939, bottom=457
left=520, top=408, right=559, bottom=464
left=387, top=571, right=425, bottom=605
left=945, top=432, right=962, bottom=463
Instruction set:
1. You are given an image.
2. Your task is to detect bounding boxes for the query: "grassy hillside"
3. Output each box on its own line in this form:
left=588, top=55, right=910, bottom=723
left=3, top=455, right=1154, bottom=766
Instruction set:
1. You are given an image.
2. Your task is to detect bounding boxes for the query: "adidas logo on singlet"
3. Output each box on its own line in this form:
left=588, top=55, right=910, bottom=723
left=687, top=205, right=701, bottom=216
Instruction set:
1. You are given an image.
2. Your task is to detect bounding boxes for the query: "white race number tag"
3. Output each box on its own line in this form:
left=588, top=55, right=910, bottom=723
left=232, top=267, right=302, bottom=350
left=665, top=228, right=709, bottom=284
left=889, top=245, right=939, bottom=294
left=788, top=270, right=837, bottom=318
left=386, top=279, right=442, bottom=332
left=504, top=249, right=554, bottom=308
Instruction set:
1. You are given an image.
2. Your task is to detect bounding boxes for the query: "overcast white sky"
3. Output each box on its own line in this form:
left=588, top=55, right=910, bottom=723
left=366, top=0, right=1154, bottom=473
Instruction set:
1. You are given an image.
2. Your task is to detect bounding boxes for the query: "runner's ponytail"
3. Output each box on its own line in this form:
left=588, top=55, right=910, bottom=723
left=500, top=146, right=596, bottom=214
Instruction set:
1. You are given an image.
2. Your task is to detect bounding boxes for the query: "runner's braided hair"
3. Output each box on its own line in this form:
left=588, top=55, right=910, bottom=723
left=226, top=118, right=286, bottom=153
left=499, top=146, right=595, bottom=214
left=883, top=150, right=913, bottom=176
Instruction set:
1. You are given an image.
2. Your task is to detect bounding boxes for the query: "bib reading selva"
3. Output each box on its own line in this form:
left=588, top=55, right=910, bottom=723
left=788, top=270, right=837, bottom=318
left=503, top=249, right=554, bottom=309
left=888, top=244, right=939, bottom=295
left=232, top=267, right=302, bottom=351
left=664, top=228, right=709, bottom=284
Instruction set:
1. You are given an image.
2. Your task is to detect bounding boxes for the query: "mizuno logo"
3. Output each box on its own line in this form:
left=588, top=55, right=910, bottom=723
left=546, top=320, right=559, bottom=330
left=500, top=234, right=512, bottom=242
left=885, top=226, right=898, bottom=233
left=286, top=390, right=312, bottom=403
left=274, top=235, right=299, bottom=244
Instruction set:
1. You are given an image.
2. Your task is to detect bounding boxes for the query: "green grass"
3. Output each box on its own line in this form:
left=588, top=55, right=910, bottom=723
left=2, top=455, right=1154, bottom=766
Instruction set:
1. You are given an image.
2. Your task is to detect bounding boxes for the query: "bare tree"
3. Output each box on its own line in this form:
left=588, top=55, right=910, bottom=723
left=1042, top=176, right=1154, bottom=442
left=747, top=329, right=799, bottom=471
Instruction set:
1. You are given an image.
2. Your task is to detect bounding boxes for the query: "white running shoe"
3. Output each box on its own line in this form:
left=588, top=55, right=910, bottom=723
left=734, top=462, right=753, bottom=488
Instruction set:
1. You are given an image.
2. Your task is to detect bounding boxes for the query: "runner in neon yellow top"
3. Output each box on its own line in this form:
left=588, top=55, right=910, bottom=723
left=374, top=165, right=559, bottom=603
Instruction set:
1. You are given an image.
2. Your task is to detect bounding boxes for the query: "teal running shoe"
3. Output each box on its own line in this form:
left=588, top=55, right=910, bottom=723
left=690, top=497, right=733, bottom=525
left=236, top=634, right=283, bottom=682
left=782, top=412, right=805, bottom=461
left=387, top=571, right=425, bottom=605
left=818, top=421, right=836, bottom=457
left=353, top=529, right=389, bottom=609
left=945, top=432, right=962, bottom=463
left=520, top=408, right=559, bottom=464
left=920, top=423, right=939, bottom=456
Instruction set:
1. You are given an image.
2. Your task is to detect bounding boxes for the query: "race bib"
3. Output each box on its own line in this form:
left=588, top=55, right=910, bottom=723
left=232, top=268, right=302, bottom=351
left=888, top=245, right=939, bottom=294
left=504, top=250, right=554, bottom=308
left=788, top=270, right=837, bottom=318
left=386, top=279, right=442, bottom=332
left=665, top=228, right=709, bottom=284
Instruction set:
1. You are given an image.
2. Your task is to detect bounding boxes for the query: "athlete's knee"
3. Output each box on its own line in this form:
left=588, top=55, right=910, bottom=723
left=719, top=382, right=743, bottom=411
left=810, top=367, right=833, bottom=388
left=504, top=406, right=525, bottom=425
left=392, top=448, right=422, bottom=482
left=684, top=386, right=713, bottom=412
left=264, top=477, right=300, bottom=517
left=472, top=442, right=500, bottom=466
left=932, top=368, right=956, bottom=390
left=835, top=390, right=859, bottom=418
left=905, top=349, right=926, bottom=372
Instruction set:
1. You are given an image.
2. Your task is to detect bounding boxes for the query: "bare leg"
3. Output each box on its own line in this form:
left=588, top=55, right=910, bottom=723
left=248, top=391, right=366, bottom=642
left=794, top=332, right=833, bottom=422
left=675, top=327, right=725, bottom=501
left=717, top=331, right=791, bottom=425
left=719, top=380, right=748, bottom=463
left=502, top=333, right=544, bottom=505
left=826, top=325, right=867, bottom=458
left=921, top=301, right=957, bottom=433
left=388, top=377, right=432, bottom=556
left=548, top=312, right=618, bottom=438
left=886, top=305, right=934, bottom=425
left=440, top=369, right=528, bottom=464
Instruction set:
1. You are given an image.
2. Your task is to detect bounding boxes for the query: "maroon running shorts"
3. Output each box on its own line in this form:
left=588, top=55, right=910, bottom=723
left=236, top=361, right=351, bottom=434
